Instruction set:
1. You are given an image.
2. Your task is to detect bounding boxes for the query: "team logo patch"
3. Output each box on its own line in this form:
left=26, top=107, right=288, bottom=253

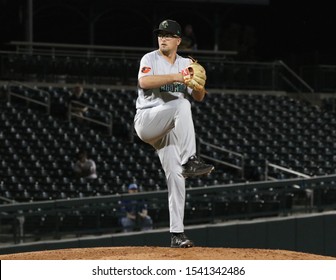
left=141, top=66, right=151, bottom=73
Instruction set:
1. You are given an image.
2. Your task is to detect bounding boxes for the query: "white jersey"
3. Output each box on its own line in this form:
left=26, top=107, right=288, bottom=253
left=136, top=50, right=192, bottom=109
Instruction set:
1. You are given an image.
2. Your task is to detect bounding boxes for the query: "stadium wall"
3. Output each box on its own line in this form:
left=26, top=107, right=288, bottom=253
left=1, top=211, right=335, bottom=258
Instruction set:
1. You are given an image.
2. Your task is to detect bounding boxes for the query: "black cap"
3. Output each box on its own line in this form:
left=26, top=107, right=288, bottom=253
left=153, top=19, right=182, bottom=37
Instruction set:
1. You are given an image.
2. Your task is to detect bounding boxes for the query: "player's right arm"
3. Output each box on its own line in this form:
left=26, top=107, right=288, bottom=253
left=139, top=74, right=183, bottom=89
left=138, top=53, right=183, bottom=89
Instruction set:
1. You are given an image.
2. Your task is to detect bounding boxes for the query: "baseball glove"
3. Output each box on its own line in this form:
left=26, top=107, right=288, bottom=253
left=181, top=57, right=207, bottom=94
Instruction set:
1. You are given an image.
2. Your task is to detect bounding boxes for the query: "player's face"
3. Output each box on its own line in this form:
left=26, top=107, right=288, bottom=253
left=158, top=33, right=181, bottom=54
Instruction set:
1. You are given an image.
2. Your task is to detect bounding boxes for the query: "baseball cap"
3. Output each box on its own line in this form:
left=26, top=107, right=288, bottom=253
left=128, top=183, right=138, bottom=190
left=153, top=19, right=182, bottom=37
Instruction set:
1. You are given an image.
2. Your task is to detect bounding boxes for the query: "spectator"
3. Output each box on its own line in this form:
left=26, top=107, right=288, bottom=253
left=238, top=25, right=257, bottom=61
left=67, top=85, right=88, bottom=119
left=73, top=150, right=97, bottom=179
left=220, top=22, right=242, bottom=51
left=179, top=24, right=197, bottom=50
left=120, top=183, right=153, bottom=232
left=220, top=23, right=257, bottom=60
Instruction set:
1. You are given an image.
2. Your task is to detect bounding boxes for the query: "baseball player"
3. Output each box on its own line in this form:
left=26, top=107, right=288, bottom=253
left=134, top=19, right=214, bottom=248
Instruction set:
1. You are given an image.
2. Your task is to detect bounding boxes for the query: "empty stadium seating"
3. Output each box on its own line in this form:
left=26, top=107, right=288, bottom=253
left=3, top=85, right=336, bottom=194
left=2, top=83, right=336, bottom=239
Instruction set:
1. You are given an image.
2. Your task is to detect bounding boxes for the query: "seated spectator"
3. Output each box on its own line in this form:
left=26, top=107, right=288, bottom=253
left=120, top=184, right=153, bottom=232
left=179, top=24, right=197, bottom=50
left=67, top=85, right=88, bottom=118
left=73, top=150, right=97, bottom=179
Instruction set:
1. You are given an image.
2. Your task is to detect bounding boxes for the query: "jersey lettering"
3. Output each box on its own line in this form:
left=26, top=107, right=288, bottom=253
left=160, top=83, right=186, bottom=93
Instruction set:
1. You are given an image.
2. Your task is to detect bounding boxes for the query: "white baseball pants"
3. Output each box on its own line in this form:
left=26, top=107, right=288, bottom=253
left=134, top=98, right=196, bottom=232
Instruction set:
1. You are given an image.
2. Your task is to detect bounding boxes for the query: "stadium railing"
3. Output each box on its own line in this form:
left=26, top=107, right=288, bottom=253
left=198, top=139, right=245, bottom=179
left=1, top=174, right=336, bottom=245
left=0, top=41, right=315, bottom=94
left=7, top=81, right=51, bottom=114
left=68, top=100, right=113, bottom=135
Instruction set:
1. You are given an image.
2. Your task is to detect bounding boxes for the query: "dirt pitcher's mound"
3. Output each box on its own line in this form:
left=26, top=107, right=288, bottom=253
left=1, top=247, right=335, bottom=260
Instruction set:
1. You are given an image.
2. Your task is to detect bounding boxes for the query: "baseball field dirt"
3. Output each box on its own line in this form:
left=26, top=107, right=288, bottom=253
left=1, top=247, right=335, bottom=260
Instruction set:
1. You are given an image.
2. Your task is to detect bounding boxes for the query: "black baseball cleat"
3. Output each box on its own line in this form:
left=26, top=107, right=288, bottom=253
left=171, top=233, right=194, bottom=248
left=182, top=155, right=214, bottom=178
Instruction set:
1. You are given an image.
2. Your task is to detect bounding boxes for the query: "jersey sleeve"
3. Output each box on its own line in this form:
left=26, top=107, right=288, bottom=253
left=138, top=54, right=153, bottom=80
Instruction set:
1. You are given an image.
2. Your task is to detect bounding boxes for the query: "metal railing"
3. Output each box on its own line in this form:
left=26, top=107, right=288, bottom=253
left=68, top=100, right=113, bottom=135
left=198, top=140, right=245, bottom=178
left=7, top=41, right=238, bottom=60
left=0, top=196, right=15, bottom=204
left=265, top=161, right=313, bottom=209
left=7, top=81, right=51, bottom=114
left=5, top=81, right=113, bottom=135
left=300, top=64, right=336, bottom=93
left=0, top=42, right=315, bottom=93
left=265, top=161, right=311, bottom=181
left=277, top=60, right=314, bottom=93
